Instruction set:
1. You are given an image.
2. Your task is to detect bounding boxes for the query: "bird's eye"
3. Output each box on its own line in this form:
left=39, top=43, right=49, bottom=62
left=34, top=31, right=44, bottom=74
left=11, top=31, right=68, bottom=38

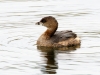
left=40, top=19, right=46, bottom=23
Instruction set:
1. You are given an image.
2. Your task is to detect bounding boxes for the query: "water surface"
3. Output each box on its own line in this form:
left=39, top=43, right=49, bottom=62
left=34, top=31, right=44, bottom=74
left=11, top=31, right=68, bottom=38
left=0, top=0, right=100, bottom=75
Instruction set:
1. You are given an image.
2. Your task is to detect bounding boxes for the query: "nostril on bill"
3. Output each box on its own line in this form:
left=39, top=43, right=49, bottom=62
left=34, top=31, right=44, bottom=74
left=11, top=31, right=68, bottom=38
left=35, top=22, right=40, bottom=25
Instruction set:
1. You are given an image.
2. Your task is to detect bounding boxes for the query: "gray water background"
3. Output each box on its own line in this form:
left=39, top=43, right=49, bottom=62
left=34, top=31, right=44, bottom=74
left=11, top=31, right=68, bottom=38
left=0, top=0, right=100, bottom=75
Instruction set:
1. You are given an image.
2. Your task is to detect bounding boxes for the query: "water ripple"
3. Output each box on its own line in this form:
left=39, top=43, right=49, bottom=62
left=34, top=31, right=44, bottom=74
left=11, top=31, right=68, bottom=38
left=0, top=0, right=100, bottom=75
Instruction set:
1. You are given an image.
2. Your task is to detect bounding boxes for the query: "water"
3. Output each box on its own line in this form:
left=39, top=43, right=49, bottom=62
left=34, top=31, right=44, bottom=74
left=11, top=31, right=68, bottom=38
left=0, top=0, right=100, bottom=75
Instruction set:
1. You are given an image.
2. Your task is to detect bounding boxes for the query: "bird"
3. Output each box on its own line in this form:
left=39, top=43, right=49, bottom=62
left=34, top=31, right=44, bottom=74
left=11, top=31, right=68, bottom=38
left=36, top=16, right=81, bottom=47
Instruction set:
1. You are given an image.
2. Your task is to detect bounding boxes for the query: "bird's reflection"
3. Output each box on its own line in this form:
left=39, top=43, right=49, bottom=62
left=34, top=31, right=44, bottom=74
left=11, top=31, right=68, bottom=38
left=37, top=45, right=80, bottom=74
left=38, top=46, right=58, bottom=74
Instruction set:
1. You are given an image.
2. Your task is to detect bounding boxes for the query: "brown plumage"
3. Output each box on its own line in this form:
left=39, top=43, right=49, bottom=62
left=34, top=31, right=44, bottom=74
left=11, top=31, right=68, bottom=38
left=36, top=16, right=81, bottom=47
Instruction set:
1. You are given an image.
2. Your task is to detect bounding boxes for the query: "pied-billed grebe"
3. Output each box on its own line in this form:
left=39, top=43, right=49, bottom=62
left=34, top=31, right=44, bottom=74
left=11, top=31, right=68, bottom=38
left=36, top=16, right=81, bottom=47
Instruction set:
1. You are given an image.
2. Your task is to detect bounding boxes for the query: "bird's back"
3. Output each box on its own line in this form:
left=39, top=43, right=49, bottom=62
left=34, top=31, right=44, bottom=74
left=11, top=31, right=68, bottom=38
left=50, top=30, right=80, bottom=47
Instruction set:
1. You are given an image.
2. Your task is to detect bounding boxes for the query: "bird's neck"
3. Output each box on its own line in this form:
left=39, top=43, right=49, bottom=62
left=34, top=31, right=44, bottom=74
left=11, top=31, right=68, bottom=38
left=43, top=26, right=58, bottom=39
